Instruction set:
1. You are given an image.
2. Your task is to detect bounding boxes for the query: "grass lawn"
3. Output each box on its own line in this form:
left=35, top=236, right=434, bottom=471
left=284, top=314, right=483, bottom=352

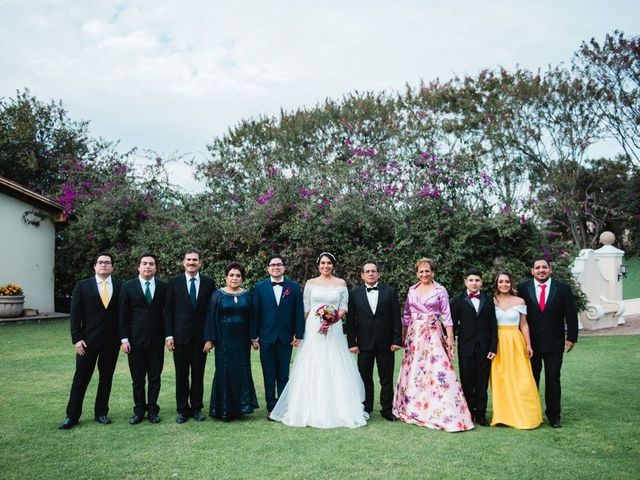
left=0, top=321, right=638, bottom=480
left=623, top=256, right=640, bottom=300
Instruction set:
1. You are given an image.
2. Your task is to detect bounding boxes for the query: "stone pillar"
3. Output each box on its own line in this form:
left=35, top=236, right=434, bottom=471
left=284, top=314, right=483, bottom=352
left=572, top=231, right=626, bottom=330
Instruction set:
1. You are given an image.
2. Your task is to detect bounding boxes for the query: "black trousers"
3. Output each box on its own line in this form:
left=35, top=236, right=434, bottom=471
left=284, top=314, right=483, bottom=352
left=357, top=346, right=395, bottom=416
left=173, top=341, right=207, bottom=414
left=65, top=344, right=119, bottom=420
left=127, top=344, right=164, bottom=416
left=259, top=342, right=293, bottom=412
left=531, top=351, right=564, bottom=421
left=458, top=348, right=491, bottom=416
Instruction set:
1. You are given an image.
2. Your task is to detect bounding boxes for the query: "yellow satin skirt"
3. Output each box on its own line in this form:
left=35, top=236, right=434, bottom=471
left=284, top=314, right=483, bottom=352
left=490, top=326, right=542, bottom=429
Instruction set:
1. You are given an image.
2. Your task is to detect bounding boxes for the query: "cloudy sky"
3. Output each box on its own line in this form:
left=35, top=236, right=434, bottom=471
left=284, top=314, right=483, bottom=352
left=1, top=1, right=638, bottom=191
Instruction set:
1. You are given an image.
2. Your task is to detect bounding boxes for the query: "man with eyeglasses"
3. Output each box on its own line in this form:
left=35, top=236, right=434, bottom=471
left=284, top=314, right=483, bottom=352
left=59, top=252, right=122, bottom=429
left=346, top=260, right=402, bottom=421
left=251, top=255, right=304, bottom=418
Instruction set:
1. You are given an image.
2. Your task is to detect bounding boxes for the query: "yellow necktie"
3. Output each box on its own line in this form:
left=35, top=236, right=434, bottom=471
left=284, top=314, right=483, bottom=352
left=100, top=280, right=109, bottom=308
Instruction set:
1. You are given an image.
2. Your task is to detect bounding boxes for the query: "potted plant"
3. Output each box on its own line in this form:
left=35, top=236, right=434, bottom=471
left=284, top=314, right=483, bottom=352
left=0, top=283, right=25, bottom=318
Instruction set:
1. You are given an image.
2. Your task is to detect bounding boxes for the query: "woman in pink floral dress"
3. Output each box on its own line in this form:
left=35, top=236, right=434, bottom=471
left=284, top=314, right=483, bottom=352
left=392, top=258, right=474, bottom=432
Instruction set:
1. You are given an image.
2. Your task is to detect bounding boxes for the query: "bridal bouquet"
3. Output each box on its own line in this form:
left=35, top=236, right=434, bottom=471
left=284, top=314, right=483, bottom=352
left=316, top=304, right=339, bottom=336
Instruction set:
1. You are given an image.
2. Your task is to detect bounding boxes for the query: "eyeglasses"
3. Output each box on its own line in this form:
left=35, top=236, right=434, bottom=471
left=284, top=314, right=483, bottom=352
left=96, top=260, right=112, bottom=265
left=268, top=263, right=284, bottom=267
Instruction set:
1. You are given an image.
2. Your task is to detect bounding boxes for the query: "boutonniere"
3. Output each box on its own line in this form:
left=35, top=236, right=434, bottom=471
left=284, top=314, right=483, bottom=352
left=282, top=287, right=291, bottom=298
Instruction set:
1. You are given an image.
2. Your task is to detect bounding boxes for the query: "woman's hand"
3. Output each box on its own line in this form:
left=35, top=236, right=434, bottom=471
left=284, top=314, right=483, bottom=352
left=526, top=345, right=533, bottom=358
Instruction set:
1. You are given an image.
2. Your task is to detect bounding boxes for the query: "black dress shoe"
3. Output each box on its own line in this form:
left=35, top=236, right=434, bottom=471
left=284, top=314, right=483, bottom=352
left=475, top=415, right=489, bottom=426
left=550, top=419, right=562, bottom=428
left=192, top=411, right=206, bottom=422
left=58, top=417, right=77, bottom=430
left=95, top=415, right=112, bottom=425
left=381, top=412, right=397, bottom=422
left=148, top=413, right=161, bottom=424
left=129, top=414, right=144, bottom=425
left=175, top=413, right=188, bottom=424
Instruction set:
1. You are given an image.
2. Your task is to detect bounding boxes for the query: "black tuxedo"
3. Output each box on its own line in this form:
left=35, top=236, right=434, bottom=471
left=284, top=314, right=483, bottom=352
left=450, top=291, right=498, bottom=419
left=64, top=276, right=122, bottom=421
left=119, top=277, right=167, bottom=417
left=165, top=274, right=216, bottom=415
left=518, top=278, right=578, bottom=422
left=346, top=284, right=401, bottom=416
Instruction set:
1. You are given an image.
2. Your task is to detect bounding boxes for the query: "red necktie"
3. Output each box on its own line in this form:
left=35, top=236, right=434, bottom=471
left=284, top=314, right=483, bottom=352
left=539, top=284, right=546, bottom=312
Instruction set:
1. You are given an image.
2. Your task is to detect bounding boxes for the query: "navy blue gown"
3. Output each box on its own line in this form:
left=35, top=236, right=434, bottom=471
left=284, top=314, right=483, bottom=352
left=204, top=290, right=258, bottom=420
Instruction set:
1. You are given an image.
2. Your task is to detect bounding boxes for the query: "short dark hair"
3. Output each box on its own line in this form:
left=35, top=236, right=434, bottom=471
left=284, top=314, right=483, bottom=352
left=316, top=252, right=336, bottom=266
left=184, top=247, right=201, bottom=260
left=531, top=257, right=550, bottom=268
left=93, top=252, right=114, bottom=266
left=225, top=261, right=245, bottom=278
left=464, top=268, right=482, bottom=279
left=137, top=252, right=158, bottom=266
left=267, top=255, right=285, bottom=266
left=362, top=260, right=380, bottom=272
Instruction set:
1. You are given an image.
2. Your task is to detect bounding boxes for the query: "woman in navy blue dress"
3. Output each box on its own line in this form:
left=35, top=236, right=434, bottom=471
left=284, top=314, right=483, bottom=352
left=204, top=261, right=258, bottom=420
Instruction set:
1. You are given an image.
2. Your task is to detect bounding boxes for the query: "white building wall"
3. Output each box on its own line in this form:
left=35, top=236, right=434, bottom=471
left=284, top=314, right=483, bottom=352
left=0, top=192, right=56, bottom=312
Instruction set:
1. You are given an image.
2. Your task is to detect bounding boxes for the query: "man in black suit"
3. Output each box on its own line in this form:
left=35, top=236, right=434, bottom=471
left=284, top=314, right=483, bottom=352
left=119, top=253, right=167, bottom=424
left=450, top=268, right=497, bottom=426
left=59, top=252, right=122, bottom=429
left=165, top=248, right=216, bottom=423
left=346, top=261, right=402, bottom=421
left=518, top=258, right=578, bottom=428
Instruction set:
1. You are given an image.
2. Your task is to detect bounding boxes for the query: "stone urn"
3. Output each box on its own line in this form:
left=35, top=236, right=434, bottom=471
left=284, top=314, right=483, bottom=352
left=0, top=295, right=25, bottom=318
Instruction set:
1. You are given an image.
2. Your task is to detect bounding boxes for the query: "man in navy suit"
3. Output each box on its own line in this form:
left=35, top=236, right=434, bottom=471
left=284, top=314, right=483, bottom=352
left=58, top=252, right=122, bottom=429
left=165, top=248, right=216, bottom=423
left=450, top=268, right=498, bottom=426
left=252, top=255, right=305, bottom=416
left=518, top=258, right=578, bottom=428
left=346, top=260, right=402, bottom=421
left=119, top=253, right=167, bottom=425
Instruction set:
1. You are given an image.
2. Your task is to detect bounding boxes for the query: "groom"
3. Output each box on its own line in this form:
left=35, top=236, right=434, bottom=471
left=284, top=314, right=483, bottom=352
left=252, top=255, right=305, bottom=417
left=346, top=260, right=402, bottom=421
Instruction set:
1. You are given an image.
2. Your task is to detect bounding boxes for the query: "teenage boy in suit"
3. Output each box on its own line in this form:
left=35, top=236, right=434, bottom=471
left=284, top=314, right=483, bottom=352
left=450, top=268, right=497, bottom=426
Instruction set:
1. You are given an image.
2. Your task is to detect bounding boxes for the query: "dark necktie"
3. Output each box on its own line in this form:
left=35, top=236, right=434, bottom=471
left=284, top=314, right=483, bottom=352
left=144, top=281, right=152, bottom=305
left=272, top=281, right=284, bottom=287
left=366, top=286, right=378, bottom=293
left=189, top=278, right=197, bottom=306
left=467, top=292, right=480, bottom=299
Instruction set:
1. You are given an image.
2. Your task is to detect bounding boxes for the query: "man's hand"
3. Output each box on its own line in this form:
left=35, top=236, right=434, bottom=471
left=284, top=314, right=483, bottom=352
left=121, top=341, right=131, bottom=354
left=487, top=351, right=496, bottom=360
left=291, top=336, right=300, bottom=348
left=165, top=338, right=175, bottom=352
left=75, top=340, right=87, bottom=356
left=565, top=340, right=575, bottom=353
left=204, top=341, right=214, bottom=353
left=349, top=346, right=360, bottom=354
left=390, top=345, right=402, bottom=352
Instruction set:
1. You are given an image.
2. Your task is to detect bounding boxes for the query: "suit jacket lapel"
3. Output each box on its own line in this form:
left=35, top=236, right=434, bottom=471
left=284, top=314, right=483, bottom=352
left=478, top=293, right=487, bottom=314
left=546, top=280, right=558, bottom=307
left=361, top=286, right=375, bottom=316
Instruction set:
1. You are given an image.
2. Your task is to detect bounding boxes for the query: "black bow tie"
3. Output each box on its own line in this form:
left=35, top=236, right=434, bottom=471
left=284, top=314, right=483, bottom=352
left=366, top=286, right=378, bottom=292
left=467, top=293, right=480, bottom=299
left=272, top=281, right=284, bottom=287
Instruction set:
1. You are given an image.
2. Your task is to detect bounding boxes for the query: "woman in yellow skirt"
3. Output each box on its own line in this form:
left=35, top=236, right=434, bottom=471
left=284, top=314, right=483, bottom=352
left=490, top=272, right=542, bottom=429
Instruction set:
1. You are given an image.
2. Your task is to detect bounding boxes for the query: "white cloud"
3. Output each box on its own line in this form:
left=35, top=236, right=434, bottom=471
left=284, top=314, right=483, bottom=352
left=1, top=0, right=639, bottom=191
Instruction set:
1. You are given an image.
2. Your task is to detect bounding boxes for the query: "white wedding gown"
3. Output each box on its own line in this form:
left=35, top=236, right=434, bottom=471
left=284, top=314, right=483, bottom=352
left=269, top=284, right=368, bottom=428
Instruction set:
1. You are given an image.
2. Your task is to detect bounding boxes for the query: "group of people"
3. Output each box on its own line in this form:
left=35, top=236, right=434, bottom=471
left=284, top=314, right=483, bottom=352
left=58, top=249, right=578, bottom=433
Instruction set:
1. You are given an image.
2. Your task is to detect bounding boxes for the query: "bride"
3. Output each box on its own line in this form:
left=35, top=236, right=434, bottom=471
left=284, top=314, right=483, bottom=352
left=269, top=252, right=368, bottom=428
